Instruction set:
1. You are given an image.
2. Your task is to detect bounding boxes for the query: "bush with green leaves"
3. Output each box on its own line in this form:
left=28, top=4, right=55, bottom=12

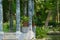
left=21, top=16, right=29, bottom=22
left=3, top=22, right=9, bottom=32
left=3, top=20, right=23, bottom=32
left=36, top=26, right=49, bottom=39
left=3, top=21, right=16, bottom=32
left=52, top=27, right=60, bottom=32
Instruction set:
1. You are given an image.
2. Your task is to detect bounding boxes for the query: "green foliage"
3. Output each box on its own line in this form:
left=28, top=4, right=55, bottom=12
left=3, top=20, right=16, bottom=32
left=48, top=21, right=57, bottom=27
left=36, top=27, right=49, bottom=39
left=52, top=27, right=60, bottom=32
left=21, top=16, right=29, bottom=22
left=2, top=0, right=60, bottom=27
left=3, top=20, right=23, bottom=32
left=12, top=0, right=16, bottom=13
left=2, top=0, right=60, bottom=33
left=3, top=22, right=9, bottom=32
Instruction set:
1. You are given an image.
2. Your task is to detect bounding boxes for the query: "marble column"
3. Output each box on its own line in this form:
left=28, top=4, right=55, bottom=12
left=28, top=0, right=33, bottom=32
left=16, top=0, right=22, bottom=39
left=0, top=0, right=4, bottom=40
left=28, top=0, right=35, bottom=40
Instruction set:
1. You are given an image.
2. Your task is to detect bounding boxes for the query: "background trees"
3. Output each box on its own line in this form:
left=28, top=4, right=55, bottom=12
left=35, top=0, right=60, bottom=27
left=2, top=0, right=60, bottom=32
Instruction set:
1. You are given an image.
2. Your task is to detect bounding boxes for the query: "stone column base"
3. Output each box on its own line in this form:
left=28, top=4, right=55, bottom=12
left=16, top=31, right=35, bottom=40
left=0, top=32, right=4, bottom=40
left=16, top=31, right=22, bottom=39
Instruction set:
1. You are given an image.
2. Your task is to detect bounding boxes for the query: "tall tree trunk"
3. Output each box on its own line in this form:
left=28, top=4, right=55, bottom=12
left=9, top=0, right=13, bottom=32
left=57, top=0, right=59, bottom=24
left=45, top=10, right=51, bottom=27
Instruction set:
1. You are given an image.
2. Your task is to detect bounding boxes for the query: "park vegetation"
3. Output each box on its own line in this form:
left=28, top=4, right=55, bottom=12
left=2, top=0, right=60, bottom=39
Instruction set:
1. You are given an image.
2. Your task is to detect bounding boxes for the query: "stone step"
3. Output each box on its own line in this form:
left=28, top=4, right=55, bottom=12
left=4, top=33, right=16, bottom=39
left=3, top=33, right=18, bottom=40
left=2, top=32, right=35, bottom=40
left=3, top=39, right=18, bottom=40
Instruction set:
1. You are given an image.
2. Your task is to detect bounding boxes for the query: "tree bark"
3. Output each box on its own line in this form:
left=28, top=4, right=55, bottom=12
left=45, top=10, right=51, bottom=27
left=56, top=0, right=60, bottom=27
left=57, top=0, right=59, bottom=24
left=9, top=0, right=13, bottom=32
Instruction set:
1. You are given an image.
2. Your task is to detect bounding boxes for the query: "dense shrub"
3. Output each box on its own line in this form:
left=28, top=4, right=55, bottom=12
left=3, top=22, right=9, bottom=32
left=36, top=26, right=49, bottom=39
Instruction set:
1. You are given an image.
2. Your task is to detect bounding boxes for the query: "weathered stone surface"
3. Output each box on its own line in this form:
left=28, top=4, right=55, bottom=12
left=3, top=32, right=35, bottom=40
left=3, top=33, right=17, bottom=40
left=0, top=32, right=4, bottom=40
left=17, top=31, right=35, bottom=40
left=0, top=0, right=3, bottom=32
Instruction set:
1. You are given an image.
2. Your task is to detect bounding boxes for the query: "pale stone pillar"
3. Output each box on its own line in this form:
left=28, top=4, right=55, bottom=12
left=0, top=0, right=4, bottom=40
left=28, top=0, right=35, bottom=40
left=16, top=0, right=20, bottom=31
left=16, top=0, right=35, bottom=40
left=16, top=0, right=22, bottom=39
